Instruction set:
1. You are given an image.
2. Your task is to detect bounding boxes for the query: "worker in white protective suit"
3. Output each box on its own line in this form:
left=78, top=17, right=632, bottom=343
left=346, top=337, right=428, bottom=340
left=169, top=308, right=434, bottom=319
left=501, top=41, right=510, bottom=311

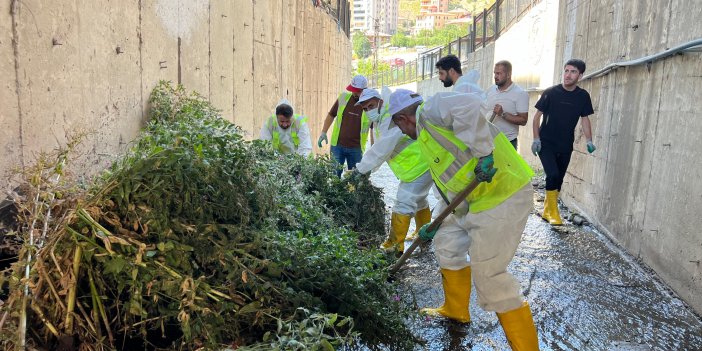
left=351, top=87, right=433, bottom=254
left=432, top=68, right=489, bottom=217
left=387, top=88, right=539, bottom=350
left=259, top=99, right=312, bottom=156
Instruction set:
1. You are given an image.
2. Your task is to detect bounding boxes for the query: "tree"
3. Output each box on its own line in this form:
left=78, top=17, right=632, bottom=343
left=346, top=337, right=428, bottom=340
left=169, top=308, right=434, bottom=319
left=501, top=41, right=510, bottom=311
left=352, top=32, right=373, bottom=59
left=355, top=59, right=390, bottom=78
left=458, top=0, right=495, bottom=15
left=411, top=24, right=468, bottom=47
left=391, top=32, right=413, bottom=48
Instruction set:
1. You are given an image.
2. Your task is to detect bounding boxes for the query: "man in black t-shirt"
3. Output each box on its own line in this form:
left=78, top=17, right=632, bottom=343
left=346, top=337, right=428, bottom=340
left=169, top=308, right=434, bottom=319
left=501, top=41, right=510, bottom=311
left=531, top=59, right=596, bottom=225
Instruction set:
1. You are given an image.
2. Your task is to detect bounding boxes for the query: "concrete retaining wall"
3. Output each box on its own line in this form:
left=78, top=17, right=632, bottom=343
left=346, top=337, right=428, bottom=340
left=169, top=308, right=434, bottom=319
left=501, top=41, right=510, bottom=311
left=417, top=0, right=702, bottom=314
left=554, top=0, right=702, bottom=314
left=0, top=0, right=351, bottom=184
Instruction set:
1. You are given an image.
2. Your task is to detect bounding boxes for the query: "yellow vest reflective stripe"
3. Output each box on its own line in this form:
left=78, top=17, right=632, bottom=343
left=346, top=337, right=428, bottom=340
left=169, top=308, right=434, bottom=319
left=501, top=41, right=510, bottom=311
left=267, top=114, right=307, bottom=153
left=416, top=104, right=534, bottom=213
left=330, top=92, right=370, bottom=152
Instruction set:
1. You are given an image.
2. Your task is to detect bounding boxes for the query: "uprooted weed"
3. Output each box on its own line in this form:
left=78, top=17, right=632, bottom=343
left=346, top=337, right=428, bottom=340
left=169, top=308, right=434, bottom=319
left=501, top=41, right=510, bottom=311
left=0, top=81, right=418, bottom=350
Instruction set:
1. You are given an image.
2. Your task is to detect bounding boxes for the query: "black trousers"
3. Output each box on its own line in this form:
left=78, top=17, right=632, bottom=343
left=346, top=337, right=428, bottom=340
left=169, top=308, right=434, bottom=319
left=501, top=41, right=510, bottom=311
left=538, top=148, right=573, bottom=191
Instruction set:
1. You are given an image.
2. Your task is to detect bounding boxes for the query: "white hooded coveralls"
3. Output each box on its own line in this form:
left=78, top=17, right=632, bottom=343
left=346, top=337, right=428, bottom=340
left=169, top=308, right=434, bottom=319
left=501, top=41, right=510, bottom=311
left=420, top=92, right=533, bottom=313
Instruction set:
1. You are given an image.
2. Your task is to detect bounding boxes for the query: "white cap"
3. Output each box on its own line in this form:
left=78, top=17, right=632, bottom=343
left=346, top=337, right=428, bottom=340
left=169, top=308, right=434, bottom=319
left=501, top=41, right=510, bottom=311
left=276, top=98, right=294, bottom=111
left=355, top=88, right=381, bottom=105
left=387, top=89, right=423, bottom=117
left=346, top=75, right=368, bottom=92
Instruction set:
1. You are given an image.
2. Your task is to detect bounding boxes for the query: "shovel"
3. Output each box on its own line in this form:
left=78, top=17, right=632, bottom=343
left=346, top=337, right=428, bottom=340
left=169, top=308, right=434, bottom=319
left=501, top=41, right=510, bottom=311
left=389, top=178, right=481, bottom=275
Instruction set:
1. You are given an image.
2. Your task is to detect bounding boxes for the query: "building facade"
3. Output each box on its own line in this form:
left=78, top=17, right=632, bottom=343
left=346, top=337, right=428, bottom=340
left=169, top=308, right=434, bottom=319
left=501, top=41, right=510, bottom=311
left=415, top=8, right=469, bottom=34
left=351, top=0, right=399, bottom=35
left=420, top=0, right=449, bottom=13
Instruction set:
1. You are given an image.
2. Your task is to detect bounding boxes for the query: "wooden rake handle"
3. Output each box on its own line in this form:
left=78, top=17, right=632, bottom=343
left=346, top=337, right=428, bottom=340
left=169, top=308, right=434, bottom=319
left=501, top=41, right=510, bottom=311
left=389, top=178, right=481, bottom=275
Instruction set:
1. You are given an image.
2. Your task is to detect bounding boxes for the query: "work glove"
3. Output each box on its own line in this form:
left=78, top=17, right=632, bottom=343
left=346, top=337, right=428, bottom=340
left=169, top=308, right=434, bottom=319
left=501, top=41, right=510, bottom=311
left=317, top=132, right=328, bottom=148
left=344, top=169, right=368, bottom=182
left=342, top=169, right=355, bottom=179
left=418, top=223, right=439, bottom=241
left=474, top=154, right=498, bottom=183
left=531, top=138, right=541, bottom=156
left=586, top=140, right=596, bottom=153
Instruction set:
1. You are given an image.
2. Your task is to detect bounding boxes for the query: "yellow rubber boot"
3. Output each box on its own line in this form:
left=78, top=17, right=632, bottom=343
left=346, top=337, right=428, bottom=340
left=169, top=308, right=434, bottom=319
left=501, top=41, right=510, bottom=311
left=407, top=207, right=431, bottom=241
left=497, top=302, right=539, bottom=351
left=541, top=191, right=552, bottom=222
left=546, top=190, right=562, bottom=226
left=381, top=213, right=412, bottom=253
left=420, top=267, right=471, bottom=323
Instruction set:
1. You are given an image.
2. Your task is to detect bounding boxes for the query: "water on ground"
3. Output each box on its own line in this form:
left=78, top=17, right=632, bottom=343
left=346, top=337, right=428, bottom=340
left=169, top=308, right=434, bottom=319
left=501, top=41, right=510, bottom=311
left=369, top=164, right=702, bottom=351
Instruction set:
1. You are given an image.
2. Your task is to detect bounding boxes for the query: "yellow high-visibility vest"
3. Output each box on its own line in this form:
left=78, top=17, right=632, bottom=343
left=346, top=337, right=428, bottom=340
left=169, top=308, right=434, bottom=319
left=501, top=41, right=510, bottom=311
left=330, top=92, right=370, bottom=152
left=387, top=137, right=429, bottom=182
left=416, top=104, right=533, bottom=213
left=266, top=114, right=307, bottom=154
left=372, top=104, right=428, bottom=182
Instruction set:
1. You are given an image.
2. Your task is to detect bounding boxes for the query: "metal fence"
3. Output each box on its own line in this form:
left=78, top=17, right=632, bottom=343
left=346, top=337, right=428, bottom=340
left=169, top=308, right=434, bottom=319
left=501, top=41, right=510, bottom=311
left=368, top=0, right=540, bottom=87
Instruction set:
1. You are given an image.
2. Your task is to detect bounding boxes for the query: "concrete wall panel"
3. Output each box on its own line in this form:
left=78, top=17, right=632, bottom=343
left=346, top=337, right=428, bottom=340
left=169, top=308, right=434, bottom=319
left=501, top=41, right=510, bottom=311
left=15, top=1, right=84, bottom=161
left=2, top=0, right=351, bottom=186
left=209, top=0, right=234, bottom=121
left=293, top=0, right=305, bottom=115
left=1, top=1, right=22, bottom=180
left=252, top=42, right=278, bottom=135
left=556, top=0, right=702, bottom=314
left=669, top=0, right=700, bottom=46
left=141, top=0, right=179, bottom=113
left=75, top=0, right=143, bottom=170
left=280, top=0, right=296, bottom=105
left=638, top=53, right=702, bottom=308
left=177, top=0, right=211, bottom=98
left=303, top=4, right=321, bottom=152
left=231, top=1, right=255, bottom=133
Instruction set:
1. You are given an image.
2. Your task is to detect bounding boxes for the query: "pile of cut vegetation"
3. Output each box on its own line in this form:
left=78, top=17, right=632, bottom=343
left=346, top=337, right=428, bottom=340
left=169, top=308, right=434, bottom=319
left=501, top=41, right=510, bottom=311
left=0, top=82, right=416, bottom=350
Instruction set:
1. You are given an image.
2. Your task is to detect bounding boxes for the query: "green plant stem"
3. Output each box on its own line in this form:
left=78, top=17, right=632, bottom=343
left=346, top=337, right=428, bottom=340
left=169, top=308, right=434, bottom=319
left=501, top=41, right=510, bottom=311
left=65, top=245, right=82, bottom=334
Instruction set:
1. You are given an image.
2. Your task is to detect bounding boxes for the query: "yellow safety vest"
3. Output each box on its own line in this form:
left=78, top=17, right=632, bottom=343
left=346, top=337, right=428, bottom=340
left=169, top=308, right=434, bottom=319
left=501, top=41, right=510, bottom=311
left=266, top=114, right=307, bottom=154
left=416, top=104, right=533, bottom=213
left=387, top=136, right=429, bottom=183
left=331, top=92, right=370, bottom=152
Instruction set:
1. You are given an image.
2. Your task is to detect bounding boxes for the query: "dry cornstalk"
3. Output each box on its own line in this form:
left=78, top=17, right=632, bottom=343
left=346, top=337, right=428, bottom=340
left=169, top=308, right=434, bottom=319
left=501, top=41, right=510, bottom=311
left=64, top=244, right=82, bottom=334
left=29, top=301, right=59, bottom=337
left=0, top=298, right=14, bottom=331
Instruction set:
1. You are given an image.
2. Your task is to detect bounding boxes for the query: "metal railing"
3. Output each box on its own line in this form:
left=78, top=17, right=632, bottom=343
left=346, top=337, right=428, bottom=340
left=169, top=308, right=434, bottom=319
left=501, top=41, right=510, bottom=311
left=368, top=0, right=541, bottom=87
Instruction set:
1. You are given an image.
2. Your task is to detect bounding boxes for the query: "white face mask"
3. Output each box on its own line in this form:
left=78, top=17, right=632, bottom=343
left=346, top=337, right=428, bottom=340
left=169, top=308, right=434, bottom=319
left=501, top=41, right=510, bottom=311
left=365, top=106, right=382, bottom=123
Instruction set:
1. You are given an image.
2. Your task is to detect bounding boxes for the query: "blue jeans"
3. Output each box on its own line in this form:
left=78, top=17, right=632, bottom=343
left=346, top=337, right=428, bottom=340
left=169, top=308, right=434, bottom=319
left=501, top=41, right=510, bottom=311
left=330, top=145, right=363, bottom=177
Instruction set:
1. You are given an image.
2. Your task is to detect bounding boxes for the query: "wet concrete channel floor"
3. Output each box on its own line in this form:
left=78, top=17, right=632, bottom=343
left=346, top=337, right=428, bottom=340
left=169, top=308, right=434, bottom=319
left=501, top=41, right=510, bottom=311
left=368, top=164, right=702, bottom=350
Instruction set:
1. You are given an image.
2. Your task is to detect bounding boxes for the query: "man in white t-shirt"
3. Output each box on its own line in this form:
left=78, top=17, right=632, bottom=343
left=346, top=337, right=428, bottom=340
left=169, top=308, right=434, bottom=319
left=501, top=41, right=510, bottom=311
left=486, top=60, right=529, bottom=149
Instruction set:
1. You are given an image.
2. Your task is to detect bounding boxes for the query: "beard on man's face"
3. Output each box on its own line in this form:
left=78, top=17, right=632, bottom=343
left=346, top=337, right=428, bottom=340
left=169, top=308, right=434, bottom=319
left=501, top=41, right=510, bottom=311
left=441, top=78, right=454, bottom=88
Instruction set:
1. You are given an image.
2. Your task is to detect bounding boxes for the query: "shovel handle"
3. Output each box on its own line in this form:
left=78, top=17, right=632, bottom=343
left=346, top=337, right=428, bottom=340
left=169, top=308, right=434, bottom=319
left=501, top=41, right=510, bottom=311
left=389, top=178, right=480, bottom=274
